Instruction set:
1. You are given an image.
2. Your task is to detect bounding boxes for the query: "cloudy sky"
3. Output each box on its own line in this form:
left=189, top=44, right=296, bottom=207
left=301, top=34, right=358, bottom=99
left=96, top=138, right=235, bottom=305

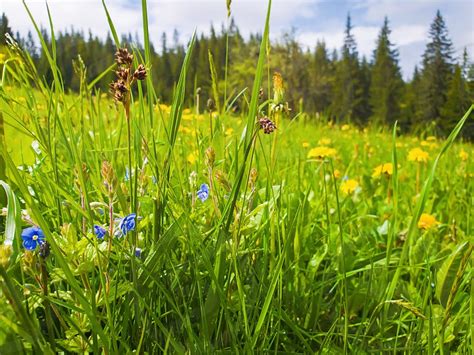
left=2, top=0, right=473, bottom=79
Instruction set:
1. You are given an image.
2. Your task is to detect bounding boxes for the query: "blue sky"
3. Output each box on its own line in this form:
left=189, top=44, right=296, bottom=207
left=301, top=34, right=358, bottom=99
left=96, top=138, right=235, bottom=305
left=2, top=0, right=473, bottom=79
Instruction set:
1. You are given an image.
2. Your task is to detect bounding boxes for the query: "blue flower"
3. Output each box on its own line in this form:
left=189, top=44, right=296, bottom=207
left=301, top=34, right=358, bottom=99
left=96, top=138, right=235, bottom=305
left=197, top=183, right=209, bottom=202
left=21, top=226, right=45, bottom=251
left=135, top=248, right=142, bottom=258
left=119, top=213, right=137, bottom=236
left=94, top=225, right=107, bottom=239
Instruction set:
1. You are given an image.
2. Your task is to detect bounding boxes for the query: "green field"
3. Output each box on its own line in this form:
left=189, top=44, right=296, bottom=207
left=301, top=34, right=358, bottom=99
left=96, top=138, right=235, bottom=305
left=0, top=1, right=473, bottom=353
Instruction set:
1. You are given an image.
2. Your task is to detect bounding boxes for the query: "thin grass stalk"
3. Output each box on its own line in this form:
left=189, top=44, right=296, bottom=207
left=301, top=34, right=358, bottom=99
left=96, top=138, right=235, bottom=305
left=329, top=160, right=349, bottom=353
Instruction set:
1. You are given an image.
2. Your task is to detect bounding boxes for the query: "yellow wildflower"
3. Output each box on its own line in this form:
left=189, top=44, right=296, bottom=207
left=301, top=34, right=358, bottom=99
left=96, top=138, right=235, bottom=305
left=459, top=149, right=468, bottom=161
left=341, top=179, right=359, bottom=195
left=302, top=142, right=310, bottom=148
left=372, top=163, right=393, bottom=178
left=333, top=169, right=341, bottom=179
left=0, top=245, right=12, bottom=268
left=318, top=138, right=332, bottom=146
left=426, top=136, right=436, bottom=142
left=341, top=124, right=350, bottom=131
left=307, top=146, right=337, bottom=160
left=417, top=213, right=439, bottom=230
left=225, top=128, right=234, bottom=136
left=408, top=148, right=429, bottom=163
left=187, top=152, right=197, bottom=164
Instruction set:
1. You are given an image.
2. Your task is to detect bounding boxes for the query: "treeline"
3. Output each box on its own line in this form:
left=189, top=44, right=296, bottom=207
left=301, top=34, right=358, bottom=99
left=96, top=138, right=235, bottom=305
left=1, top=11, right=473, bottom=137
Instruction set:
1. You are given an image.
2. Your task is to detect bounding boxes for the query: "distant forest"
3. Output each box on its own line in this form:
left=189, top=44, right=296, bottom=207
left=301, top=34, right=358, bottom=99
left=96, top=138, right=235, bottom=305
left=0, top=11, right=473, bottom=138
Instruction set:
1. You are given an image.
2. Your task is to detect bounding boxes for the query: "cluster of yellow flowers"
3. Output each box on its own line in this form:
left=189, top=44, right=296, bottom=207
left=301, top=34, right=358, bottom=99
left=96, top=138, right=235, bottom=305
left=408, top=148, right=429, bottom=163
left=307, top=146, right=337, bottom=160
left=372, top=163, right=393, bottom=178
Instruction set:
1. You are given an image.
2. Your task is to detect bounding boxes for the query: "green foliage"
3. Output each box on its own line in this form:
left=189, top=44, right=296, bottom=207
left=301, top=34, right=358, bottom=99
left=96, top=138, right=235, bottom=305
left=369, top=17, right=403, bottom=127
left=417, top=10, right=454, bottom=133
left=0, top=1, right=473, bottom=353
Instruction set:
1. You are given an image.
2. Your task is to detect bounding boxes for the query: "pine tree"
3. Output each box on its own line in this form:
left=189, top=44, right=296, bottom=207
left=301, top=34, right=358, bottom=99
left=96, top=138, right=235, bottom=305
left=418, top=10, right=454, bottom=133
left=308, top=41, right=333, bottom=114
left=369, top=17, right=403, bottom=127
left=357, top=56, right=372, bottom=125
left=0, top=13, right=12, bottom=45
left=401, top=66, right=421, bottom=131
left=330, top=14, right=364, bottom=124
left=441, top=64, right=472, bottom=138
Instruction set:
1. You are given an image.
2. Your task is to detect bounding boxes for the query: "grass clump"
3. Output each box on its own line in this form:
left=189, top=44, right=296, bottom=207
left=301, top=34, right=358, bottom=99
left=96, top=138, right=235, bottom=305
left=0, top=0, right=473, bottom=353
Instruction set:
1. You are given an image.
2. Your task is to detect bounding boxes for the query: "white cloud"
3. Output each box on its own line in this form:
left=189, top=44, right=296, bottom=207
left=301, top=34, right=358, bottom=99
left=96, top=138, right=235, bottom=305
left=1, top=0, right=318, bottom=46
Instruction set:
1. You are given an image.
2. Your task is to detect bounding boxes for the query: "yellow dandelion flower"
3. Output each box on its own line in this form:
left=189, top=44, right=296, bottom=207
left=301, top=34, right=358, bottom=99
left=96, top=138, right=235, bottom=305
left=341, top=179, right=359, bottom=195
left=187, top=152, right=197, bottom=164
left=417, top=213, right=439, bottom=230
left=408, top=148, right=429, bottom=163
left=372, top=163, right=393, bottom=178
left=179, top=126, right=192, bottom=134
left=318, top=138, right=332, bottom=146
left=182, top=114, right=194, bottom=121
left=333, top=169, right=341, bottom=179
left=459, top=149, right=468, bottom=161
left=225, top=128, right=234, bottom=136
left=302, top=142, right=310, bottom=148
left=341, top=124, right=350, bottom=131
left=0, top=53, right=6, bottom=64
left=307, top=146, right=337, bottom=160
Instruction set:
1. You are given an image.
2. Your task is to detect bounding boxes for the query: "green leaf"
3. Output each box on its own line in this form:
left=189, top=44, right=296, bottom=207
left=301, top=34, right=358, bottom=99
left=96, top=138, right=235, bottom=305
left=435, top=242, right=468, bottom=307
left=0, top=180, right=21, bottom=256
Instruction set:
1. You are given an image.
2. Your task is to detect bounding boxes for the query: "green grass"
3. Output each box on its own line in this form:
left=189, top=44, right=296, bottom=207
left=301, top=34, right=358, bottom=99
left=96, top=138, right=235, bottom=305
left=0, top=0, right=473, bottom=353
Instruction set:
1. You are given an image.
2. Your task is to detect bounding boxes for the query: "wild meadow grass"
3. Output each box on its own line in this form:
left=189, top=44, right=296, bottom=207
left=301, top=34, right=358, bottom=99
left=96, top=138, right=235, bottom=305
left=0, top=0, right=473, bottom=353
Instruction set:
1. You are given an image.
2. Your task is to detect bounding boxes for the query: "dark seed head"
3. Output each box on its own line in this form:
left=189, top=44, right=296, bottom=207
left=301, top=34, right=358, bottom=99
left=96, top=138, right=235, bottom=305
left=258, top=117, right=277, bottom=134
left=133, top=64, right=147, bottom=81
left=207, top=98, right=216, bottom=112
left=115, top=47, right=133, bottom=66
left=39, top=242, right=50, bottom=259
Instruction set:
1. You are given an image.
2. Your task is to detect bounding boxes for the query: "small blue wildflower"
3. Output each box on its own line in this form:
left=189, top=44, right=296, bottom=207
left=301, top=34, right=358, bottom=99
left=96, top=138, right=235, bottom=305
left=342, top=175, right=349, bottom=181
left=119, top=213, right=137, bottom=236
left=197, top=183, right=209, bottom=202
left=94, top=225, right=107, bottom=239
left=21, top=226, right=45, bottom=251
left=135, top=248, right=142, bottom=258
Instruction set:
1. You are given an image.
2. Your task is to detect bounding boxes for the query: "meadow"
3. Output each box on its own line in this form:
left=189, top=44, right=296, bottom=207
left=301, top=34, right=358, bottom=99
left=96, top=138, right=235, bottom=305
left=0, top=1, right=473, bottom=353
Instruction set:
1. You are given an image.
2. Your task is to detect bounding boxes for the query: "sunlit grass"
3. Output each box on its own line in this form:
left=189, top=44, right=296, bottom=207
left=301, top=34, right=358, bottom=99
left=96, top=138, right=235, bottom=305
left=0, top=0, right=473, bottom=353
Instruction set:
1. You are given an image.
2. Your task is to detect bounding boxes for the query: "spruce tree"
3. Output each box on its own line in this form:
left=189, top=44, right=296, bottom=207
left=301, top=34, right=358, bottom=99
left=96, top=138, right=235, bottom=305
left=0, top=13, right=11, bottom=45
left=418, top=10, right=454, bottom=133
left=369, top=17, right=402, bottom=127
left=441, top=64, right=472, bottom=138
left=308, top=41, right=333, bottom=114
left=330, top=14, right=363, bottom=124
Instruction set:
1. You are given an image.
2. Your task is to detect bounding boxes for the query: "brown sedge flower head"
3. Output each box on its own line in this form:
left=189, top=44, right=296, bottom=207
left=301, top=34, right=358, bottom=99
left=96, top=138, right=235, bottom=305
left=248, top=168, right=258, bottom=189
left=205, top=147, right=215, bottom=168
left=133, top=64, right=147, bottom=81
left=115, top=47, right=134, bottom=66
left=215, top=170, right=231, bottom=192
left=258, top=116, right=277, bottom=134
left=273, top=72, right=284, bottom=103
left=110, top=47, right=147, bottom=104
left=101, top=160, right=117, bottom=190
